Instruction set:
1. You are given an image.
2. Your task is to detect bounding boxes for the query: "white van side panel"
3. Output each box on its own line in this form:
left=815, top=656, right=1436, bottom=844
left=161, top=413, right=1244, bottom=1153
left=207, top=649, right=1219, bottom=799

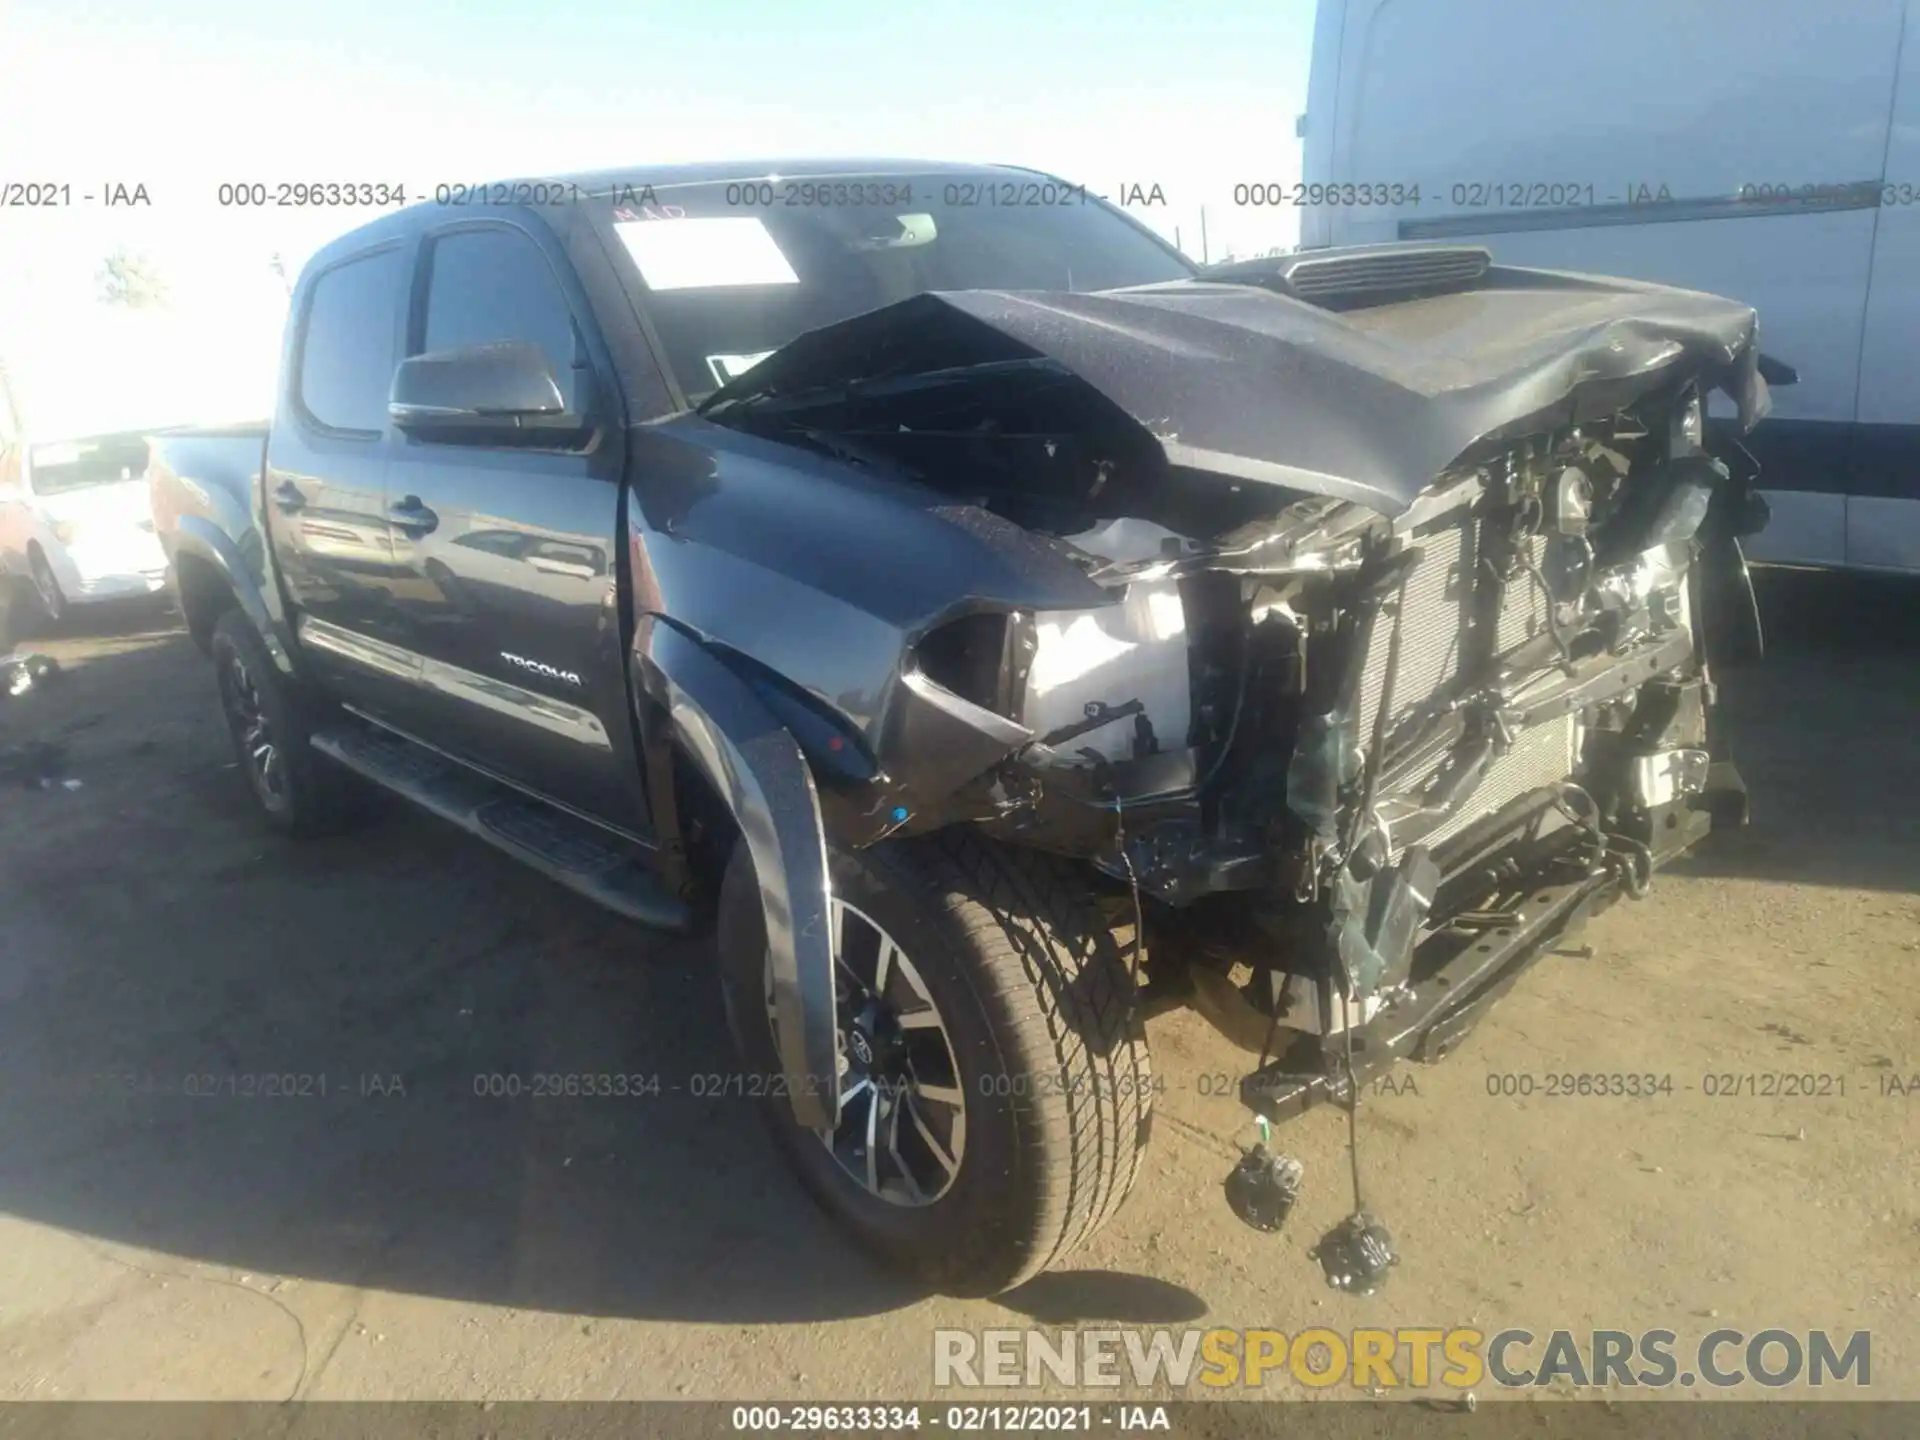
left=1297, top=0, right=1350, bottom=250
left=1851, top=8, right=1920, bottom=571
left=1302, top=0, right=1909, bottom=569
left=1316, top=0, right=1900, bottom=209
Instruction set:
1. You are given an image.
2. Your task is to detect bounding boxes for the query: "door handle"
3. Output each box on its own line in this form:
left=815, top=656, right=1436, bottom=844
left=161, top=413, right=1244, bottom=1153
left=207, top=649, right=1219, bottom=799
left=388, top=495, right=439, bottom=535
left=272, top=480, right=306, bottom=513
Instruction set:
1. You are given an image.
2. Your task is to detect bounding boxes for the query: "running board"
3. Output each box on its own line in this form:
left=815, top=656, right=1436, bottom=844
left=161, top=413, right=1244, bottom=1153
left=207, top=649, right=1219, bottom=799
left=310, top=723, right=690, bottom=932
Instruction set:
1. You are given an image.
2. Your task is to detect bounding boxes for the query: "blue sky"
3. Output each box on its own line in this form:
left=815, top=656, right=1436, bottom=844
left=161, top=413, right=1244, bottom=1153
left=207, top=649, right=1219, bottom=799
left=0, top=0, right=1316, bottom=431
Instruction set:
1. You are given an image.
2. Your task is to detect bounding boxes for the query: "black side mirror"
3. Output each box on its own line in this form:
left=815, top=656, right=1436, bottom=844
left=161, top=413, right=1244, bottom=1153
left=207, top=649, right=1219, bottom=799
left=389, top=342, right=583, bottom=442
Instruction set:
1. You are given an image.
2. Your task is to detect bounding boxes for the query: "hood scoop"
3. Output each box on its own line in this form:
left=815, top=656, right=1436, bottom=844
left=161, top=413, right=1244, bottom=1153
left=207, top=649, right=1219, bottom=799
left=1203, top=243, right=1493, bottom=309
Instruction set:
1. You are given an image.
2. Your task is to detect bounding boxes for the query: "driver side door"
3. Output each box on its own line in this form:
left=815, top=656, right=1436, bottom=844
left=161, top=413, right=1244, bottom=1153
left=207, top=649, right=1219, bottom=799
left=378, top=217, right=647, bottom=833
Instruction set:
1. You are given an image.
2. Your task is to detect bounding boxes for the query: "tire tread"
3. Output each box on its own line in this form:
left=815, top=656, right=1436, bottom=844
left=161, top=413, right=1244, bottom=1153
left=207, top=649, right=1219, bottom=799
left=908, top=829, right=1152, bottom=1289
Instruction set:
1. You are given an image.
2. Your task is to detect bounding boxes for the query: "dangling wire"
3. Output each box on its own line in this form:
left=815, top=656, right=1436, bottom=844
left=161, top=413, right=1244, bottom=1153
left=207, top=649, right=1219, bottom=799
left=1510, top=497, right=1578, bottom=677
left=1550, top=781, right=1610, bottom=874
left=1111, top=796, right=1147, bottom=991
left=1342, top=990, right=1365, bottom=1211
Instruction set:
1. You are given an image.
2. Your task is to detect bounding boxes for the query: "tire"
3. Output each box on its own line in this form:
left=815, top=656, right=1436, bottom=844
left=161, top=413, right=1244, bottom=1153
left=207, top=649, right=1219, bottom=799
left=717, top=828, right=1153, bottom=1295
left=210, top=609, right=358, bottom=836
left=23, top=547, right=66, bottom=633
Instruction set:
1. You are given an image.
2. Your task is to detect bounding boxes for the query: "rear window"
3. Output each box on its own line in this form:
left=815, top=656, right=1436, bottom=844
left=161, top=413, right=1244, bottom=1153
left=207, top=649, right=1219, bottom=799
left=598, top=176, right=1192, bottom=403
left=28, top=435, right=150, bottom=496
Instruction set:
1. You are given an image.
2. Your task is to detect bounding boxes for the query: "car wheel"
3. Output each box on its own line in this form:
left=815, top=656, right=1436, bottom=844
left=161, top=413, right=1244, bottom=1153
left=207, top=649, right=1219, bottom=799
left=26, top=547, right=66, bottom=630
left=717, top=828, right=1154, bottom=1296
left=210, top=609, right=358, bottom=836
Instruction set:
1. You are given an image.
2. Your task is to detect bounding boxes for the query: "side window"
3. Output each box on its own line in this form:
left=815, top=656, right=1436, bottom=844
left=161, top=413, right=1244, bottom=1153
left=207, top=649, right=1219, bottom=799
left=527, top=537, right=606, bottom=577
left=454, top=529, right=532, bottom=558
left=421, top=228, right=583, bottom=411
left=298, top=248, right=405, bottom=434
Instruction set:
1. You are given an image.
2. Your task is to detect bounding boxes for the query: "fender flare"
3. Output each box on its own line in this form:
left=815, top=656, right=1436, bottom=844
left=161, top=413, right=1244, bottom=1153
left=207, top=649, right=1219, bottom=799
left=632, top=618, right=838, bottom=1131
left=171, top=516, right=299, bottom=676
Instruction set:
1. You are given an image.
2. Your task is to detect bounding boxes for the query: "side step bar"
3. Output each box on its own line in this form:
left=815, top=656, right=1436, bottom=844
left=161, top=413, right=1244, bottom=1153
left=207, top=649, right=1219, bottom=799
left=310, top=722, right=691, bottom=932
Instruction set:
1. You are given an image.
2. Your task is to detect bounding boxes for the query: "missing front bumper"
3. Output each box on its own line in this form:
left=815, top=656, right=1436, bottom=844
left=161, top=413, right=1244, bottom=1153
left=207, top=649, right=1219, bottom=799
left=1237, top=776, right=1735, bottom=1124
left=1240, top=864, right=1618, bottom=1121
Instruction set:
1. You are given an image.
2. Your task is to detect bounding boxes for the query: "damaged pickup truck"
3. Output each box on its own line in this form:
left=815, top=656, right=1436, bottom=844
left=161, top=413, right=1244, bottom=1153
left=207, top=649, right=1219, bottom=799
left=150, top=161, right=1771, bottom=1296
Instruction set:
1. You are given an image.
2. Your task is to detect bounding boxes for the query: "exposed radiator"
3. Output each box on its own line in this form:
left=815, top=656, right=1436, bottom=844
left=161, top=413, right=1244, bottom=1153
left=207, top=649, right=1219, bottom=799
left=1359, top=514, right=1577, bottom=856
left=1496, top=535, right=1552, bottom=658
left=1356, top=522, right=1472, bottom=746
left=1424, top=715, right=1578, bottom=850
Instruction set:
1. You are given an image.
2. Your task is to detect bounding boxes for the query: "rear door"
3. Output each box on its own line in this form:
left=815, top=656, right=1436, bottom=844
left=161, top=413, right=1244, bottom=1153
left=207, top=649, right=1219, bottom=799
left=379, top=215, right=646, bottom=832
left=266, top=242, right=410, bottom=705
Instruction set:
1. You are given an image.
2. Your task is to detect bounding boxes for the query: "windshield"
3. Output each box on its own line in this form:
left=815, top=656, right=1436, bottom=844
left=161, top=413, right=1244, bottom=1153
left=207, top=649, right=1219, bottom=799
left=596, top=174, right=1194, bottom=404
left=28, top=434, right=151, bottom=496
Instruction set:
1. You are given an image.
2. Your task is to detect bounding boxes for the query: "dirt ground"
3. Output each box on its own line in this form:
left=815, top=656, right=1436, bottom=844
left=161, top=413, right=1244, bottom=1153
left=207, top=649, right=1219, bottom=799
left=0, top=569, right=1913, bottom=1405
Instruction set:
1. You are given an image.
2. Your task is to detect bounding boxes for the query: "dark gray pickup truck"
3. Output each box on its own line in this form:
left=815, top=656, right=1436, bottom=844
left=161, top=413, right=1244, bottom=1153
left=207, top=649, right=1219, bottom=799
left=149, top=158, right=1771, bottom=1296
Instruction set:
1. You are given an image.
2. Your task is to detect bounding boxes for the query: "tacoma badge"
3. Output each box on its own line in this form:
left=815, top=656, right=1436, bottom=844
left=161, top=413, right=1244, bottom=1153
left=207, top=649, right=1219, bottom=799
left=500, top=652, right=584, bottom=687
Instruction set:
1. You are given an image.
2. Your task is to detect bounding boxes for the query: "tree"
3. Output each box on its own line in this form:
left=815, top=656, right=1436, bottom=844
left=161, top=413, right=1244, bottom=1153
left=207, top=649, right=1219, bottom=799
left=96, top=248, right=168, bottom=308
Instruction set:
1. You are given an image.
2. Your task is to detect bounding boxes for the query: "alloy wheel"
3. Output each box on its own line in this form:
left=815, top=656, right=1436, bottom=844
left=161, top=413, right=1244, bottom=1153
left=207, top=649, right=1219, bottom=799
left=219, top=651, right=284, bottom=804
left=765, top=898, right=967, bottom=1206
left=29, top=553, right=64, bottom=622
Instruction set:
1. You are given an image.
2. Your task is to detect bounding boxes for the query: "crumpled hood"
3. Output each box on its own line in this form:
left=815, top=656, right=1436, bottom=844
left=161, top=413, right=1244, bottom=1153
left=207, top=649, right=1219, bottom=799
left=708, top=265, right=1771, bottom=516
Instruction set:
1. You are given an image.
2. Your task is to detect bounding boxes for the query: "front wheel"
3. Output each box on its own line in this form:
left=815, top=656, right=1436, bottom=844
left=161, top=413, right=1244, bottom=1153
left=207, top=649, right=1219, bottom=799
left=717, top=830, right=1154, bottom=1295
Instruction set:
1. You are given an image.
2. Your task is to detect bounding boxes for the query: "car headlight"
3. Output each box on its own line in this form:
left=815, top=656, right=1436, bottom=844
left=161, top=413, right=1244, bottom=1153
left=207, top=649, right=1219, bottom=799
left=49, top=518, right=77, bottom=545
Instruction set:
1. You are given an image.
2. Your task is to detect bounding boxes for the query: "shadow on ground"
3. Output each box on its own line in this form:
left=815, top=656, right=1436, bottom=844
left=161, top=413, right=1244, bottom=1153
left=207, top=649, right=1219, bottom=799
left=993, top=1271, right=1211, bottom=1325
left=0, top=612, right=1205, bottom=1326
left=1, top=566, right=1909, bottom=1324
left=1670, top=566, right=1920, bottom=894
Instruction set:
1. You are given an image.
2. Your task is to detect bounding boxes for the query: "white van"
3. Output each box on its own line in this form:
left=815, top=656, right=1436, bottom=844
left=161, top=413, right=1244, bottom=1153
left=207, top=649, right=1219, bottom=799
left=1297, top=0, right=1919, bottom=572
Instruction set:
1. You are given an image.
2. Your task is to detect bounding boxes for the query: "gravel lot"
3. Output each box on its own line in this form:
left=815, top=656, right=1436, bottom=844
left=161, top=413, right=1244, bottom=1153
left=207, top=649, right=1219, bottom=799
left=0, top=570, right=1914, bottom=1403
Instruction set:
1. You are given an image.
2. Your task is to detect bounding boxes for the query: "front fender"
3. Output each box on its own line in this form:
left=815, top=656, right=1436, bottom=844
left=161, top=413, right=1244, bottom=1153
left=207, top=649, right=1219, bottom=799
left=633, top=617, right=838, bottom=1131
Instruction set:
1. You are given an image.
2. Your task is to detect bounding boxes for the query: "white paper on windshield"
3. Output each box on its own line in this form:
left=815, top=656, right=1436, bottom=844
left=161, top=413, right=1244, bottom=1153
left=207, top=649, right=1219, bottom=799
left=705, top=351, right=776, bottom=388
left=613, top=217, right=799, bottom=291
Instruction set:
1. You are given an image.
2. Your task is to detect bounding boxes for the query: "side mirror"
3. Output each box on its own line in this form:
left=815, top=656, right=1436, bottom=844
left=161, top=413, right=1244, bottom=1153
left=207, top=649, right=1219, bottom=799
left=389, top=342, right=582, bottom=442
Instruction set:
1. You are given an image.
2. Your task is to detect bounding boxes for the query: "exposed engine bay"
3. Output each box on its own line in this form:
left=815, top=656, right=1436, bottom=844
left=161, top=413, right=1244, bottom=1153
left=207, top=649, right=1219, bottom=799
left=697, top=247, right=1772, bottom=1121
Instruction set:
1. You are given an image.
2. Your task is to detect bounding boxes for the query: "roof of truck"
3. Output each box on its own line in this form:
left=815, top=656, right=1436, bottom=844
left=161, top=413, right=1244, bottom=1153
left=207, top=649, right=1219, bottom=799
left=545, top=157, right=1058, bottom=192
left=300, top=157, right=1074, bottom=271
